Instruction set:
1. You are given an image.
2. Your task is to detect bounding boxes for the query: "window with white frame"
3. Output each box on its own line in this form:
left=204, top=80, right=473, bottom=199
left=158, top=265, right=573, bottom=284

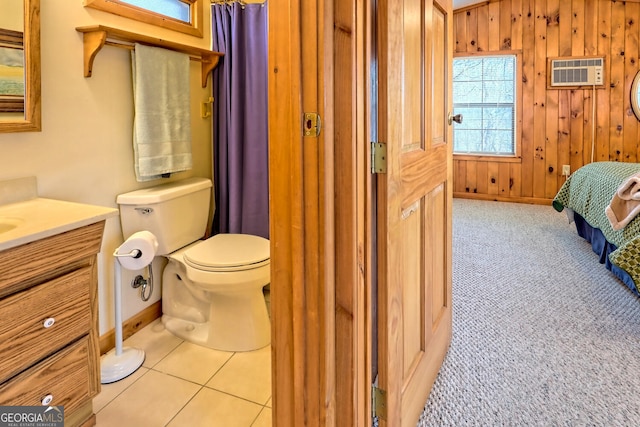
left=453, top=55, right=516, bottom=156
left=84, top=0, right=202, bottom=37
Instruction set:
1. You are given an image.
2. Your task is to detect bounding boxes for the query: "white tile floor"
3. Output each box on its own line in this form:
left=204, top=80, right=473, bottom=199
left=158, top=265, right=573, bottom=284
left=94, top=319, right=272, bottom=427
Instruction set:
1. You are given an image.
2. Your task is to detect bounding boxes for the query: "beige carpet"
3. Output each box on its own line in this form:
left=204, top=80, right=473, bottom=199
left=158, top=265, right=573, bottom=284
left=417, top=198, right=640, bottom=426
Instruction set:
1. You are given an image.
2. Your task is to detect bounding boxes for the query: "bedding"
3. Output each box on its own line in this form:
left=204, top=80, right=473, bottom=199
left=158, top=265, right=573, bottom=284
left=553, top=161, right=640, bottom=295
left=605, top=171, right=640, bottom=230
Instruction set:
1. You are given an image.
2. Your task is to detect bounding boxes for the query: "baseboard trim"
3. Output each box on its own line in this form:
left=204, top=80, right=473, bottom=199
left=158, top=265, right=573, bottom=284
left=99, top=301, right=162, bottom=355
left=453, top=192, right=552, bottom=206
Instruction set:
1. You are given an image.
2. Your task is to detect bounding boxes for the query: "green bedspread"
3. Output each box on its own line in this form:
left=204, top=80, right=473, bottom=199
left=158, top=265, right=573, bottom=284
left=553, top=161, right=640, bottom=288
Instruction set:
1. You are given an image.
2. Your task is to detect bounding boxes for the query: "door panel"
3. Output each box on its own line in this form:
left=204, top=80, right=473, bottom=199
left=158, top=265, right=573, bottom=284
left=376, top=0, right=453, bottom=425
left=401, top=198, right=424, bottom=378
left=431, top=5, right=447, bottom=147
left=427, top=184, right=447, bottom=326
left=403, top=0, right=424, bottom=151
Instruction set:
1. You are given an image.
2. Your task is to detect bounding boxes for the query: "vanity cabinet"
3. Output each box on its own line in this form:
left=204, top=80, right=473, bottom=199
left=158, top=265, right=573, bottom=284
left=0, top=221, right=105, bottom=427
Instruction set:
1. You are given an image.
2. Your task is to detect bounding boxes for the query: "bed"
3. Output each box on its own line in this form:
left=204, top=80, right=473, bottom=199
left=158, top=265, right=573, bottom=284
left=553, top=161, right=640, bottom=296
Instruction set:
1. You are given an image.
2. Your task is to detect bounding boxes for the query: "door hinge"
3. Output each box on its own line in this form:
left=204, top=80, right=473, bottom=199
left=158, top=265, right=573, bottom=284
left=372, top=385, right=387, bottom=420
left=371, top=142, right=387, bottom=174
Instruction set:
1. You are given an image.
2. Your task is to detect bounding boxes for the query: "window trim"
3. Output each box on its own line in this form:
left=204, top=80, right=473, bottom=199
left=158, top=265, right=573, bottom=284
left=452, top=51, right=522, bottom=162
left=84, top=0, right=203, bottom=38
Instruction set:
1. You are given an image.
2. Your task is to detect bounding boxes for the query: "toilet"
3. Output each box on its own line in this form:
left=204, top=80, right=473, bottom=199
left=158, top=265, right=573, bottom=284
left=116, top=177, right=271, bottom=352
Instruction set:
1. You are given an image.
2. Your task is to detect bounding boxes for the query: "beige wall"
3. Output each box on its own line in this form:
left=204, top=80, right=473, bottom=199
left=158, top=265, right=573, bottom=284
left=0, top=0, right=23, bottom=30
left=0, top=1, right=214, bottom=334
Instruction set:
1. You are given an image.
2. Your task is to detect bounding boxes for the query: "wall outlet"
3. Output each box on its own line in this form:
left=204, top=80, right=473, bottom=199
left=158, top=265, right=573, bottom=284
left=562, top=165, right=571, bottom=176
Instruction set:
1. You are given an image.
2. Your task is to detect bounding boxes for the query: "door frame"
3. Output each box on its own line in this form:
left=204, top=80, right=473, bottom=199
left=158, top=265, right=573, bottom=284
left=268, top=0, right=372, bottom=426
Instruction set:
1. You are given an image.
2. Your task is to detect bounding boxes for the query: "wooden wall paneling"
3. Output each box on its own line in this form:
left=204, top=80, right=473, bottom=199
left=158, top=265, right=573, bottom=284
left=455, top=12, right=467, bottom=52
left=545, top=90, right=559, bottom=197
left=453, top=0, right=640, bottom=205
left=498, top=162, right=511, bottom=196
left=631, top=2, right=640, bottom=162
left=545, top=0, right=560, bottom=197
left=557, top=89, right=571, bottom=178
left=487, top=162, right=500, bottom=194
left=488, top=1, right=501, bottom=51
left=509, top=162, right=522, bottom=196
left=624, top=1, right=639, bottom=162
left=558, top=0, right=572, bottom=57
left=546, top=0, right=560, bottom=43
left=532, top=0, right=547, bottom=199
left=609, top=0, right=625, bottom=162
left=596, top=0, right=611, bottom=162
left=569, top=89, right=585, bottom=172
left=476, top=5, right=489, bottom=52
left=514, top=49, right=524, bottom=197
left=582, top=0, right=599, bottom=166
left=268, top=0, right=303, bottom=424
left=584, top=0, right=598, bottom=56
left=269, top=0, right=342, bottom=424
left=520, top=0, right=535, bottom=198
left=333, top=0, right=352, bottom=364
left=582, top=88, right=594, bottom=165
left=333, top=0, right=369, bottom=424
left=476, top=161, right=489, bottom=194
left=571, top=1, right=585, bottom=56
left=302, top=0, right=322, bottom=421
left=466, top=161, right=477, bottom=193
left=510, top=0, right=522, bottom=51
left=467, top=7, right=478, bottom=52
left=358, top=0, right=371, bottom=422
left=454, top=159, right=467, bottom=193
left=499, top=0, right=512, bottom=49
left=568, top=3, right=585, bottom=171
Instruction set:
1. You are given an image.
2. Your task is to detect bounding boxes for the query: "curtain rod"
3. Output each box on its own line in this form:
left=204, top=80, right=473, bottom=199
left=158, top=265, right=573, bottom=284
left=210, top=0, right=247, bottom=5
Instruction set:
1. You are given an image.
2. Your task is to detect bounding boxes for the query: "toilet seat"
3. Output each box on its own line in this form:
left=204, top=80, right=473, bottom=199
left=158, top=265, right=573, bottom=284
left=183, top=233, right=270, bottom=272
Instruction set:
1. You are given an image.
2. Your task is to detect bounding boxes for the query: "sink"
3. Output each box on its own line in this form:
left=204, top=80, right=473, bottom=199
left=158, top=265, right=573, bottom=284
left=0, top=217, right=23, bottom=234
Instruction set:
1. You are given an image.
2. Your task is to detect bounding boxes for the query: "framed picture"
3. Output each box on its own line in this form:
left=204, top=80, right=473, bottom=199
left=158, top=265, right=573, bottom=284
left=0, top=28, right=25, bottom=113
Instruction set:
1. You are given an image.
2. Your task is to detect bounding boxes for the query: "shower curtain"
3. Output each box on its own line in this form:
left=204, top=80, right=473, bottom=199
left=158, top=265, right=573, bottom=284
left=211, top=1, right=269, bottom=238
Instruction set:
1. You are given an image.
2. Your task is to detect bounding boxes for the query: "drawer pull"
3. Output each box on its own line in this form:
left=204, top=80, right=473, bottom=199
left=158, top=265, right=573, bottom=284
left=41, top=394, right=53, bottom=405
left=43, top=318, right=56, bottom=328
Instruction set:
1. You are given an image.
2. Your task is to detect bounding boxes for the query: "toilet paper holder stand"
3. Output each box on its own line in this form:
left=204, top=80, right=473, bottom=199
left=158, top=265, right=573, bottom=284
left=100, top=247, right=147, bottom=384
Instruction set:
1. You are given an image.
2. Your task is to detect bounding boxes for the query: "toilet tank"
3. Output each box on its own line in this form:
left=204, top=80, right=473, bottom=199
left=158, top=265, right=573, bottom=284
left=116, top=178, right=213, bottom=255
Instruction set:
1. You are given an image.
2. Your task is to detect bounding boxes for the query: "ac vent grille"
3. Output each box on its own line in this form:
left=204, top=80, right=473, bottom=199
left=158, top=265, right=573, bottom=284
left=550, top=58, right=604, bottom=86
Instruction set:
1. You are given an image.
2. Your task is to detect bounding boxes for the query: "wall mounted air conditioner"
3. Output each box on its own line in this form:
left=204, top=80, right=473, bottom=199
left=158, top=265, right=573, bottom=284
left=549, top=57, right=604, bottom=87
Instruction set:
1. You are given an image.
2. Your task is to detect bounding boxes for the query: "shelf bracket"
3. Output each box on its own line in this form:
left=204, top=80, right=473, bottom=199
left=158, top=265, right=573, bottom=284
left=201, top=53, right=220, bottom=88
left=82, top=30, right=108, bottom=78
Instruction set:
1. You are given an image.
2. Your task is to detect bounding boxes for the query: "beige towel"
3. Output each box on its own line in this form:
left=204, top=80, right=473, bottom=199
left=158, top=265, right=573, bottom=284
left=605, top=172, right=640, bottom=230
left=131, top=43, right=192, bottom=182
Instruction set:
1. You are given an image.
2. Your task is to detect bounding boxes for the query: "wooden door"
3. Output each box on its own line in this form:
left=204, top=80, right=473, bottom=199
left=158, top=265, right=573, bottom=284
left=375, top=0, right=453, bottom=426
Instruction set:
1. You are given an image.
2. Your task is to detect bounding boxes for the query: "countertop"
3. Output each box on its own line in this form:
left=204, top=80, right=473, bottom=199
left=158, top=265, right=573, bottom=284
left=0, top=198, right=118, bottom=251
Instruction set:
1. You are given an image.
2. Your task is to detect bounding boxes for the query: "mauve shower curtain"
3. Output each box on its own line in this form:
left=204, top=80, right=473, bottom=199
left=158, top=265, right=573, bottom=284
left=211, top=2, right=269, bottom=238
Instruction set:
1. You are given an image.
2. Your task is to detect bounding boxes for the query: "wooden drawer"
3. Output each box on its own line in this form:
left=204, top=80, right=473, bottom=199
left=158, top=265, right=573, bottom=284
left=0, top=222, right=105, bottom=298
left=0, top=267, right=91, bottom=383
left=0, top=337, right=93, bottom=414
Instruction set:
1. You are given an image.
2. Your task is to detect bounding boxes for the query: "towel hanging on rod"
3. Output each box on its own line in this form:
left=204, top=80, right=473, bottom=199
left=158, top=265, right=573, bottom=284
left=131, top=44, right=193, bottom=182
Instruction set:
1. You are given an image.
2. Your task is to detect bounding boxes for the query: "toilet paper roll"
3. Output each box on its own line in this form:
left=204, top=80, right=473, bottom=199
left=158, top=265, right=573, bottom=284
left=116, top=231, right=159, bottom=270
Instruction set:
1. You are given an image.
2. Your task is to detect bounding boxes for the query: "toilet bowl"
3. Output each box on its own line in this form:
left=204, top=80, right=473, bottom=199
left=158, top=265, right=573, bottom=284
left=162, top=234, right=271, bottom=352
left=116, top=178, right=271, bottom=352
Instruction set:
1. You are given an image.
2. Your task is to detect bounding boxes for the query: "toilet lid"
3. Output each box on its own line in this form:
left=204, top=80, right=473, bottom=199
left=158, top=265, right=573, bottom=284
left=183, top=233, right=270, bottom=271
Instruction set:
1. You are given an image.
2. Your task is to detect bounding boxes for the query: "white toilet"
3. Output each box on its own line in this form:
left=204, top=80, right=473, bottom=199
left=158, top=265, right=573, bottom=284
left=116, top=177, right=271, bottom=352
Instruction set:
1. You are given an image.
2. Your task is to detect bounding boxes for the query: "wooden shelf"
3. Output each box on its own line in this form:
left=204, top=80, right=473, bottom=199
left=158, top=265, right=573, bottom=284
left=76, top=25, right=223, bottom=88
